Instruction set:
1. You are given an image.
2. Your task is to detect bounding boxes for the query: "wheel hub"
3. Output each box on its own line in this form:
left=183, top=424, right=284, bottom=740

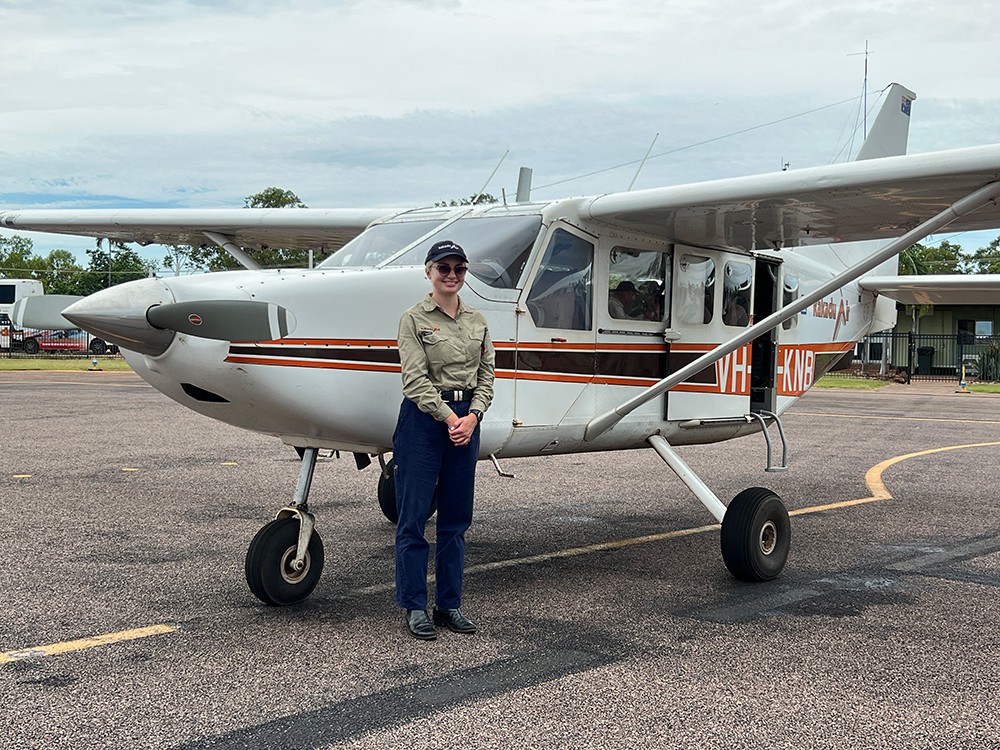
left=759, top=520, right=777, bottom=556
left=279, top=545, right=311, bottom=584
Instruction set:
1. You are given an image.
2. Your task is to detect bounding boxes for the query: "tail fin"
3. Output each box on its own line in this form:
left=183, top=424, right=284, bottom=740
left=855, top=82, right=917, bottom=161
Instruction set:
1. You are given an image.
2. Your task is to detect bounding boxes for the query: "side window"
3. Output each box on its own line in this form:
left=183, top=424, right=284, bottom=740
left=675, top=254, right=715, bottom=325
left=608, top=247, right=671, bottom=324
left=782, top=273, right=799, bottom=330
left=525, top=229, right=594, bottom=330
left=722, top=261, right=752, bottom=327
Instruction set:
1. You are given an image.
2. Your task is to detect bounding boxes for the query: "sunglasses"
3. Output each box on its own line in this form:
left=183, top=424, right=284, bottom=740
left=435, top=264, right=468, bottom=276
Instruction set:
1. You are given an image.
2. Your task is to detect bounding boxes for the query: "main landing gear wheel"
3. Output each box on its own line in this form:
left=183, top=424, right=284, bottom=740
left=377, top=457, right=438, bottom=524
left=720, top=487, right=790, bottom=582
left=245, top=518, right=324, bottom=606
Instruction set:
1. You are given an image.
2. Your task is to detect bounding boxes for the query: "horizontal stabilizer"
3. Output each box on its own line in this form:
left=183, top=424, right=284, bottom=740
left=145, top=300, right=297, bottom=342
left=11, top=295, right=85, bottom=329
left=860, top=275, right=1000, bottom=305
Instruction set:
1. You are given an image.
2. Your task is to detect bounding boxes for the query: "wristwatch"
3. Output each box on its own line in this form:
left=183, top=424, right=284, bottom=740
left=470, top=409, right=484, bottom=423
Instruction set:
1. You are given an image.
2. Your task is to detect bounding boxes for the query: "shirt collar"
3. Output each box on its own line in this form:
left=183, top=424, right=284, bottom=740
left=421, top=293, right=466, bottom=316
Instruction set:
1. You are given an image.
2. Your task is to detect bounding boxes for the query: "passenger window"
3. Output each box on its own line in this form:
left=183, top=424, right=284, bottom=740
left=525, top=229, right=594, bottom=330
left=675, top=254, right=715, bottom=325
left=782, top=273, right=800, bottom=330
left=608, top=247, right=671, bottom=323
left=722, top=261, right=752, bottom=327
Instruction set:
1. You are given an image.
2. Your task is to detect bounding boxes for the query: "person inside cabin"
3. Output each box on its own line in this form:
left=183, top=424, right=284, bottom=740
left=609, top=280, right=643, bottom=320
left=723, top=295, right=750, bottom=326
left=394, top=239, right=495, bottom=641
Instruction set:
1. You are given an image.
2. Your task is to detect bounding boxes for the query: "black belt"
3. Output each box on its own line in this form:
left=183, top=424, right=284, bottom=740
left=440, top=389, right=475, bottom=402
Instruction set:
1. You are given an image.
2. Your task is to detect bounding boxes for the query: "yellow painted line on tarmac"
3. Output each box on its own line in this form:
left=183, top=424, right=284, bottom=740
left=221, top=462, right=238, bottom=466
left=0, top=624, right=178, bottom=665
left=791, top=441, right=1000, bottom=517
left=13, top=474, right=32, bottom=479
left=121, top=467, right=141, bottom=472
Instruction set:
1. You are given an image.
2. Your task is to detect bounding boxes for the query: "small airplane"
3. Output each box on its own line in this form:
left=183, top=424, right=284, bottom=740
left=6, top=83, right=1000, bottom=606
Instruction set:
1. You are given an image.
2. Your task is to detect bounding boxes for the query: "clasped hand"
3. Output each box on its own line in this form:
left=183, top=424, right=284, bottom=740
left=447, top=414, right=477, bottom=446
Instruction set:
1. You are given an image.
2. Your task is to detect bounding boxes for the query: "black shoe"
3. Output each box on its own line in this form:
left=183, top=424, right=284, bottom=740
left=405, top=609, right=437, bottom=640
left=432, top=607, right=477, bottom=634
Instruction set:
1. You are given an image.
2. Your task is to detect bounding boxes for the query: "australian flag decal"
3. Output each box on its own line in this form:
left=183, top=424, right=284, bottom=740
left=901, top=96, right=912, bottom=116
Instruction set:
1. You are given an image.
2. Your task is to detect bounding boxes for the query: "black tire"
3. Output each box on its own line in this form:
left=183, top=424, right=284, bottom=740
left=245, top=518, right=324, bottom=606
left=720, top=487, right=790, bottom=582
left=89, top=339, right=108, bottom=355
left=377, top=457, right=438, bottom=524
left=23, top=338, right=40, bottom=355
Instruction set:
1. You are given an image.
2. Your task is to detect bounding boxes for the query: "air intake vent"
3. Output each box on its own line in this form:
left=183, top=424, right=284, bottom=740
left=181, top=383, right=229, bottom=403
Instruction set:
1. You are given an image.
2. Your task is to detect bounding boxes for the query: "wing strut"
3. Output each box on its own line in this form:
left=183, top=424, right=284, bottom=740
left=203, top=231, right=261, bottom=271
left=584, top=180, right=1000, bottom=441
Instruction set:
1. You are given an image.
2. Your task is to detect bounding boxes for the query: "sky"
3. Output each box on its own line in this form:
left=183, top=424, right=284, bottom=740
left=2, top=0, right=999, bottom=268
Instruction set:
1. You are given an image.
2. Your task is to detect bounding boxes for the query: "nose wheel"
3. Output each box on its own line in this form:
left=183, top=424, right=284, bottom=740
left=245, top=446, right=326, bottom=606
left=245, top=517, right=325, bottom=605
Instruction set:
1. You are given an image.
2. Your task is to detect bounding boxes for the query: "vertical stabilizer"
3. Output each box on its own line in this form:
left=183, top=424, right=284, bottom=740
left=855, top=82, right=917, bottom=160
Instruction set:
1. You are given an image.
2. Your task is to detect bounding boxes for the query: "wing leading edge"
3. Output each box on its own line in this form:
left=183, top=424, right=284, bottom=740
left=860, top=275, right=1000, bottom=306
left=0, top=207, right=409, bottom=252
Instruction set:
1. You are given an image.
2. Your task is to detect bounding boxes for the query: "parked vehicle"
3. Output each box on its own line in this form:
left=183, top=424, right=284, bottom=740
left=1, top=314, right=114, bottom=355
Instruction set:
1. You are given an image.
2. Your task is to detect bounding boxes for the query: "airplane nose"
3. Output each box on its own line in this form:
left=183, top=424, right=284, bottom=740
left=62, top=278, right=177, bottom=356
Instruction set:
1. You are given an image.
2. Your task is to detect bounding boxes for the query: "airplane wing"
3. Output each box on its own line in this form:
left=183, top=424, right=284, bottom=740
left=0, top=207, right=409, bottom=251
left=583, top=144, right=1000, bottom=250
left=859, top=274, right=1000, bottom=306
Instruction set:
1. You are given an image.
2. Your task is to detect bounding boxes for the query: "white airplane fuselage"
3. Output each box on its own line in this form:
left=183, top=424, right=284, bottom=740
left=77, top=199, right=895, bottom=461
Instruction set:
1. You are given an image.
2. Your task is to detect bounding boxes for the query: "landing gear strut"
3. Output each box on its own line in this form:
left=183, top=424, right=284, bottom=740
left=245, top=447, right=325, bottom=605
left=648, top=434, right=790, bottom=581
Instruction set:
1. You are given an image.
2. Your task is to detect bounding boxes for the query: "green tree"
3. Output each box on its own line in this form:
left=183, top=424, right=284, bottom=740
left=69, top=240, right=156, bottom=296
left=435, top=193, right=499, bottom=207
left=0, top=235, right=48, bottom=279
left=177, top=187, right=312, bottom=271
left=967, top=236, right=1000, bottom=274
left=898, top=240, right=968, bottom=275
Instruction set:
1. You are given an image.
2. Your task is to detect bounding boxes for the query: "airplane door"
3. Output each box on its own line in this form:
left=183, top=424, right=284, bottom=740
left=750, top=257, right=781, bottom=413
left=595, top=243, right=673, bottom=423
left=513, top=224, right=596, bottom=427
left=667, top=247, right=755, bottom=421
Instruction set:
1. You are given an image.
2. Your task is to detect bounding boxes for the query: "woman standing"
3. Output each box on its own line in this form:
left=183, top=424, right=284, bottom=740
left=394, top=240, right=495, bottom=640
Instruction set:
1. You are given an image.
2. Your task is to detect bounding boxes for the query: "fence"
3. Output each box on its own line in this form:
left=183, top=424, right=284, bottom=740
left=1, top=325, right=122, bottom=359
left=825, top=331, right=1000, bottom=383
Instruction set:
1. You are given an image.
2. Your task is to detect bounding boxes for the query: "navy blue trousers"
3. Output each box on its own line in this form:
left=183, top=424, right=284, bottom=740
left=393, top=398, right=479, bottom=610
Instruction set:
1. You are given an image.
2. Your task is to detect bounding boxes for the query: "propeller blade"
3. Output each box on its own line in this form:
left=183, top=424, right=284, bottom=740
left=11, top=295, right=84, bottom=329
left=146, top=300, right=296, bottom=342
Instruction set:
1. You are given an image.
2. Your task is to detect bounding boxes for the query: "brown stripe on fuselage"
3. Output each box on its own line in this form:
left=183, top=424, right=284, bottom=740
left=226, top=341, right=715, bottom=384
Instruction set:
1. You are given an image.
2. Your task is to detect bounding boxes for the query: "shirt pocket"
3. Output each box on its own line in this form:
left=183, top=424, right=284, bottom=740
left=421, top=332, right=451, bottom=365
left=466, top=327, right=486, bottom=366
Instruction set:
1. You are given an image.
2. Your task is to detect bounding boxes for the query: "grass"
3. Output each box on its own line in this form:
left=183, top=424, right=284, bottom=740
left=967, top=382, right=1000, bottom=394
left=814, top=376, right=890, bottom=390
left=0, top=357, right=133, bottom=371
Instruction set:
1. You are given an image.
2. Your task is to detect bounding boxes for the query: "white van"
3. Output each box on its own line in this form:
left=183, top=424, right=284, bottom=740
left=0, top=279, right=43, bottom=317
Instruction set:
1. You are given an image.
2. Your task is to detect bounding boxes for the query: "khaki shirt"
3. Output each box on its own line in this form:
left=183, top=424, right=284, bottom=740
left=398, top=294, right=496, bottom=422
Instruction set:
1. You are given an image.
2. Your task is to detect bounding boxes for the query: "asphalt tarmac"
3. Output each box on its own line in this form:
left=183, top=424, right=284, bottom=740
left=2, top=371, right=999, bottom=750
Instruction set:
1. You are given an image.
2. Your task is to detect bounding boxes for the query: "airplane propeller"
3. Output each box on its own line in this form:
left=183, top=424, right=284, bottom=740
left=146, top=300, right=297, bottom=342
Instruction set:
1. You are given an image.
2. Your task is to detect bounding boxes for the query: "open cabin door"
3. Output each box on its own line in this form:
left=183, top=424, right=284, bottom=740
left=750, top=256, right=781, bottom=414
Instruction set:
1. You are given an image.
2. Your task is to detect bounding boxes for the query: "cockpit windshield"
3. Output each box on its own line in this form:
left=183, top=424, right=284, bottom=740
left=319, top=220, right=443, bottom=269
left=319, top=214, right=543, bottom=290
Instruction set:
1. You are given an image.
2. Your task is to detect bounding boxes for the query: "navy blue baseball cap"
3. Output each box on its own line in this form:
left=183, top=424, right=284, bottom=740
left=425, top=240, right=468, bottom=264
